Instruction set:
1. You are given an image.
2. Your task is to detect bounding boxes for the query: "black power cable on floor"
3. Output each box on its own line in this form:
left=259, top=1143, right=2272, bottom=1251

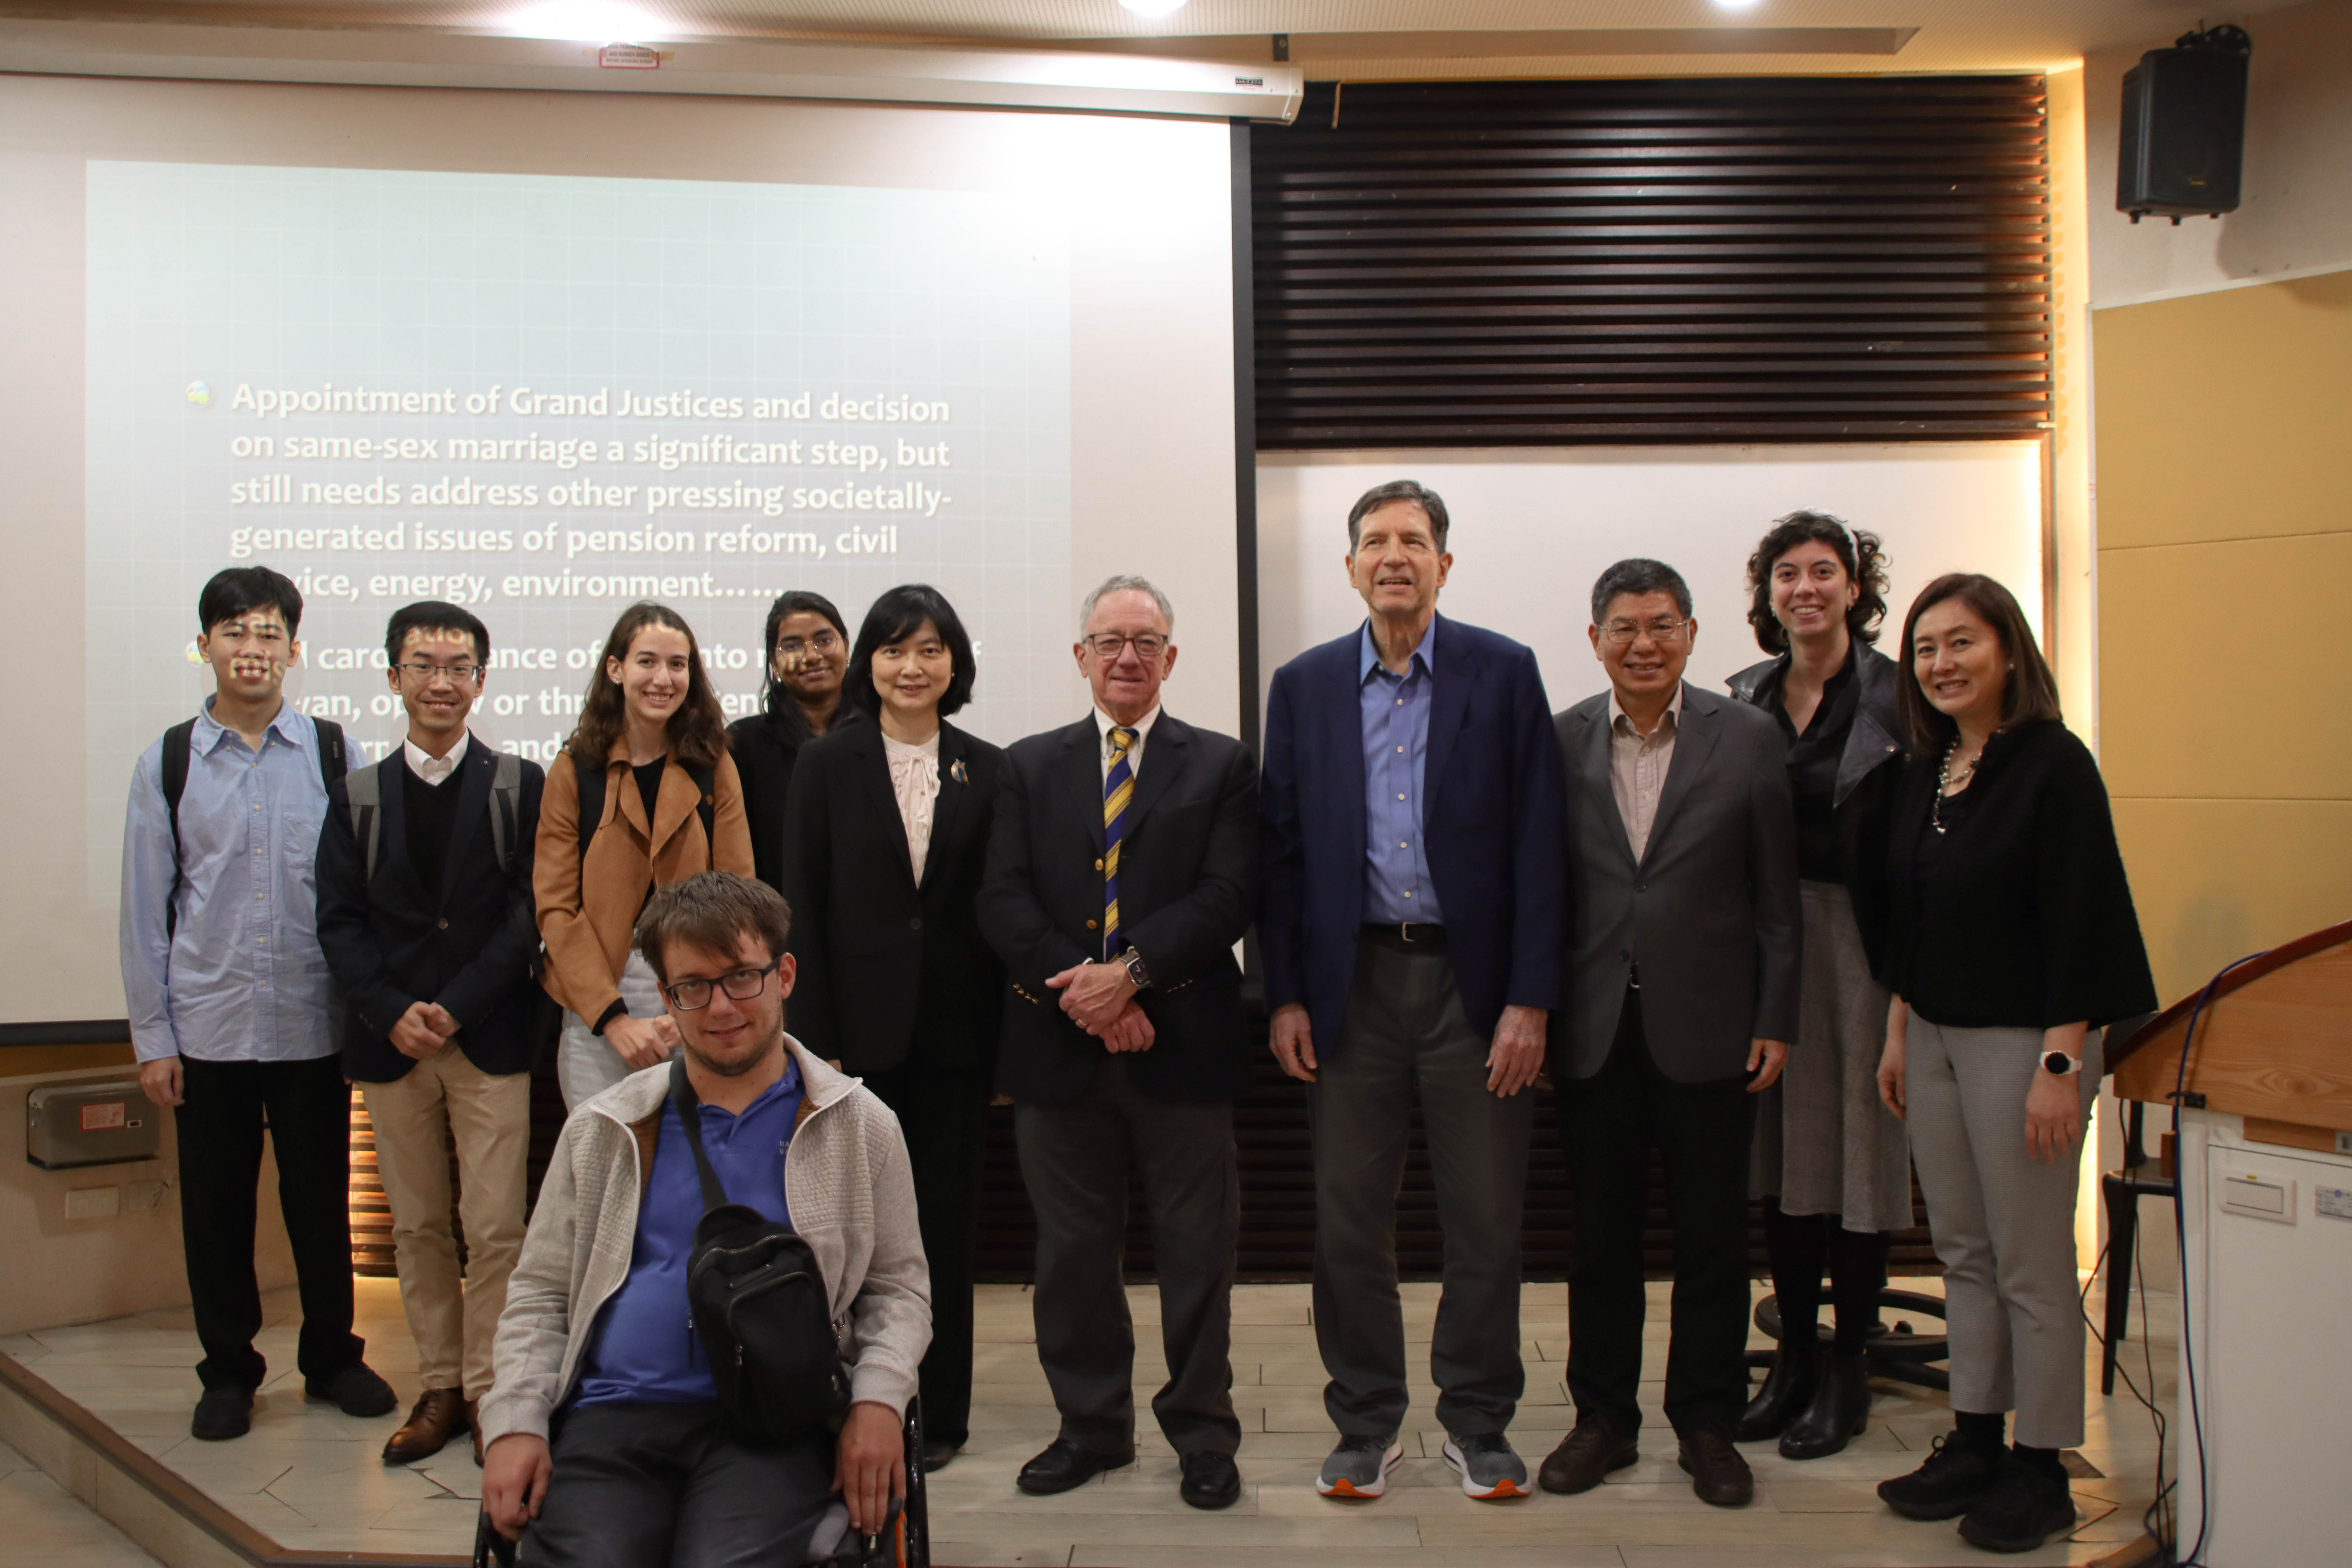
left=2077, top=1234, right=2173, bottom=1550
left=2164, top=952, right=2267, bottom=1567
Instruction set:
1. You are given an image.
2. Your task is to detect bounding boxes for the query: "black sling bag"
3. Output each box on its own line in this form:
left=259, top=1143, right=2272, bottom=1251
left=667, top=1056, right=853, bottom=1447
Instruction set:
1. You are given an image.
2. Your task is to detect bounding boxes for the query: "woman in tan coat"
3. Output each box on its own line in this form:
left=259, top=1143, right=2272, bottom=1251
left=535, top=601, right=754, bottom=1108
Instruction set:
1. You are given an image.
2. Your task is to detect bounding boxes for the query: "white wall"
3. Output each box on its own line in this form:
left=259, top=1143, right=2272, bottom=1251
left=1258, top=444, right=2045, bottom=715
left=2086, top=0, right=2352, bottom=307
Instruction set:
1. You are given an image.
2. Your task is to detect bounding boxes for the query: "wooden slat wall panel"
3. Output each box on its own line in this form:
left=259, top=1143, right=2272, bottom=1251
left=1252, top=76, right=2053, bottom=447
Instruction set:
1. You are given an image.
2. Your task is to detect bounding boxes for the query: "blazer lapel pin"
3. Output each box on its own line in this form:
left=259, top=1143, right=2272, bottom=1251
left=950, top=758, right=970, bottom=786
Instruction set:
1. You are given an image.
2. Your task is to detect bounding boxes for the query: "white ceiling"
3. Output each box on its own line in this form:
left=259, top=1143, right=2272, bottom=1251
left=6, top=0, right=2305, bottom=75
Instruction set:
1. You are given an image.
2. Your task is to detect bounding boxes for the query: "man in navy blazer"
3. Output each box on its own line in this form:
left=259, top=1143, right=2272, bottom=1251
left=1260, top=480, right=1568, bottom=1503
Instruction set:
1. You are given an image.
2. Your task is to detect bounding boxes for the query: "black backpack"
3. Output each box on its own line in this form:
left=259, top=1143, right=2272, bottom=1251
left=668, top=1056, right=853, bottom=1448
left=159, top=712, right=346, bottom=937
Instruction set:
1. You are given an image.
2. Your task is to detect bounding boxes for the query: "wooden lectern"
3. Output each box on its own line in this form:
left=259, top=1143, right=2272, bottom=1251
left=2104, top=916, right=2352, bottom=1568
left=2110, top=917, right=2352, bottom=1149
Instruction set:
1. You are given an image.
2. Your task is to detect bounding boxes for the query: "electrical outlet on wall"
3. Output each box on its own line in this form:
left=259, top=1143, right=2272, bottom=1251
left=64, top=1185, right=122, bottom=1220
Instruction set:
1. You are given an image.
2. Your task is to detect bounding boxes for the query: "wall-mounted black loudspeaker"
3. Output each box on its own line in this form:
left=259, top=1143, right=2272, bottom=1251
left=2118, top=24, right=2252, bottom=223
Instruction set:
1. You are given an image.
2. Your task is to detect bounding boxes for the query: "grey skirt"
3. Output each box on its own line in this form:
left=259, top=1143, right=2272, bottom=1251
left=1749, top=881, right=1913, bottom=1233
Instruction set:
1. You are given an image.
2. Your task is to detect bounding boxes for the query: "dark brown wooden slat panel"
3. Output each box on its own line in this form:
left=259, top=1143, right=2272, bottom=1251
left=1252, top=75, right=2052, bottom=447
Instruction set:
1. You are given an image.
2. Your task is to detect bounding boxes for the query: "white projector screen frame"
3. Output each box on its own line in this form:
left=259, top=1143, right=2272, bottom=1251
left=0, top=72, right=1239, bottom=1027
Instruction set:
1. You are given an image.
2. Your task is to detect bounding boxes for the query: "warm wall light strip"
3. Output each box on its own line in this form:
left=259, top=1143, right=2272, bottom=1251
left=0, top=16, right=1303, bottom=123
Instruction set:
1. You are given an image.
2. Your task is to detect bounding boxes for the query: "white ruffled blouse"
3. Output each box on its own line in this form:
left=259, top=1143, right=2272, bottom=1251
left=881, top=730, right=941, bottom=885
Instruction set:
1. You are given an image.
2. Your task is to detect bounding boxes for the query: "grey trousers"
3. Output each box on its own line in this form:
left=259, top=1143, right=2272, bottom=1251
left=1311, top=933, right=1533, bottom=1439
left=1906, top=1017, right=2103, bottom=1450
left=519, top=1402, right=834, bottom=1568
left=1015, top=1055, right=1242, bottom=1456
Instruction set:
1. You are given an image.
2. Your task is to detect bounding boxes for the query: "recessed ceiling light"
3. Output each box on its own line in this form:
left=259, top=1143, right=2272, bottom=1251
left=1713, top=0, right=1764, bottom=10
left=1119, top=0, right=1190, bottom=17
left=506, top=1, right=661, bottom=42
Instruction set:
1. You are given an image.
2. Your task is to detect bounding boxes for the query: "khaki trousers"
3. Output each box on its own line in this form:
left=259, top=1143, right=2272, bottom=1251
left=360, top=1045, right=530, bottom=1399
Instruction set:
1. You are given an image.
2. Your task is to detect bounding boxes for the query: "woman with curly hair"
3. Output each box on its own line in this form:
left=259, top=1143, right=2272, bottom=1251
left=1725, top=511, right=1911, bottom=1460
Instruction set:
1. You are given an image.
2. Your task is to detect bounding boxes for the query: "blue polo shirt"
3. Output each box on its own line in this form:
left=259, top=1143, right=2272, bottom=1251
left=571, top=1060, right=803, bottom=1407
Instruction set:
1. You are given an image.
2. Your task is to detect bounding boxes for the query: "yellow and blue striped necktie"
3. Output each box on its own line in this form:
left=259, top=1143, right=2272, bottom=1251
left=1103, top=726, right=1137, bottom=957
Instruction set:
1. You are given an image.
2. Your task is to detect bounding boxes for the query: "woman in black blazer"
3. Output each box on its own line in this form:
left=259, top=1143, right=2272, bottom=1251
left=1867, top=574, right=2154, bottom=1554
left=727, top=589, right=861, bottom=895
left=782, top=583, right=1003, bottom=1472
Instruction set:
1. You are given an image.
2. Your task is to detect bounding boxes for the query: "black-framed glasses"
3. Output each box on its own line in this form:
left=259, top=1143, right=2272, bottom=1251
left=396, top=660, right=483, bottom=682
left=1083, top=633, right=1169, bottom=660
left=1598, top=618, right=1689, bottom=647
left=661, top=958, right=780, bottom=1011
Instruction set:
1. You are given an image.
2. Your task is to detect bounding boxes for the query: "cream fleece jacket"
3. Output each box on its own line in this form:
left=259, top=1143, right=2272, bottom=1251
left=476, top=1035, right=931, bottom=1448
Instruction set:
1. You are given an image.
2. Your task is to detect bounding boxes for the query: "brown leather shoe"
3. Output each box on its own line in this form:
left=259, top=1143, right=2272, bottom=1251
left=1677, top=1418, right=1754, bottom=1508
left=1538, top=1415, right=1638, bottom=1495
left=382, top=1388, right=469, bottom=1465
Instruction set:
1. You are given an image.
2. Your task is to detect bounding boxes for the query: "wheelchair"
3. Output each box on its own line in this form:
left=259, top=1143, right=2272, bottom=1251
left=472, top=1399, right=931, bottom=1568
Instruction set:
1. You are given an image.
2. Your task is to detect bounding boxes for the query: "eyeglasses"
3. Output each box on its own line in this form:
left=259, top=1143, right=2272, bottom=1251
left=1082, top=633, right=1170, bottom=660
left=1598, top=618, right=1690, bottom=647
left=397, top=661, right=483, bottom=682
left=661, top=958, right=780, bottom=1011
left=775, top=631, right=842, bottom=657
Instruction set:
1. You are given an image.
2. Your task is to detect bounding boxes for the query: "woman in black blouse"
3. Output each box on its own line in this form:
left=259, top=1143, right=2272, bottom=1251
left=1725, top=512, right=1910, bottom=1461
left=782, top=584, right=1004, bottom=1473
left=727, top=590, right=861, bottom=895
left=1869, top=574, right=2155, bottom=1555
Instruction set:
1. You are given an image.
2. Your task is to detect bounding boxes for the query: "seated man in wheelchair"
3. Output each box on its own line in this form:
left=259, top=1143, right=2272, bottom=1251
left=480, top=872, right=931, bottom=1566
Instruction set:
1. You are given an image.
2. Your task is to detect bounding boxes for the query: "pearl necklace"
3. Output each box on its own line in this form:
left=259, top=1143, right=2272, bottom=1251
left=1932, top=738, right=1981, bottom=835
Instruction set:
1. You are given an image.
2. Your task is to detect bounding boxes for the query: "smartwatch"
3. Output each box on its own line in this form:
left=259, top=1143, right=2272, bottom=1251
left=1121, top=948, right=1152, bottom=990
left=2041, top=1050, right=2082, bottom=1077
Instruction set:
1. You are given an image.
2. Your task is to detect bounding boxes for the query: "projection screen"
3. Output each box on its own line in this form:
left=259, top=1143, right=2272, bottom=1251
left=0, top=72, right=1240, bottom=1026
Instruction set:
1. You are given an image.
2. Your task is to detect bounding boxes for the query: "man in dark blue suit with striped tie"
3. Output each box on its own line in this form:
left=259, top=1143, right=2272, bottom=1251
left=979, top=576, right=1261, bottom=1511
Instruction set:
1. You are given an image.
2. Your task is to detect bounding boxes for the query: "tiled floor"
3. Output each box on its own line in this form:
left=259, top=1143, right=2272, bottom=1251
left=0, top=1437, right=165, bottom=1567
left=0, top=1274, right=2177, bottom=1566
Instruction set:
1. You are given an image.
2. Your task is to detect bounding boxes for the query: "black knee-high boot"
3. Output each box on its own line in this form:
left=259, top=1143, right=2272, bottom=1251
left=1737, top=1201, right=1826, bottom=1442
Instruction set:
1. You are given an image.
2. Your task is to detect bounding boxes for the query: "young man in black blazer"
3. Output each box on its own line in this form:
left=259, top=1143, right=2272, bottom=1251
left=978, top=575, right=1260, bottom=1511
left=316, top=602, right=546, bottom=1466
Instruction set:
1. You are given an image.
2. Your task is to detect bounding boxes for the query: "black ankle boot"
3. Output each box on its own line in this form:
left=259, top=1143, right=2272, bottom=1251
left=1734, top=1344, right=1819, bottom=1443
left=1780, top=1351, right=1871, bottom=1460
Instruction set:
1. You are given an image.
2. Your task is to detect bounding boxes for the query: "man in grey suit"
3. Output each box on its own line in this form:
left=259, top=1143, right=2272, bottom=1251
left=1537, top=558, right=1801, bottom=1510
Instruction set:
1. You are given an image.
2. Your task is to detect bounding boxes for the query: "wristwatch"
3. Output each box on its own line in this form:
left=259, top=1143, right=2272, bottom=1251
left=2041, top=1050, right=2083, bottom=1077
left=1120, top=948, right=1152, bottom=990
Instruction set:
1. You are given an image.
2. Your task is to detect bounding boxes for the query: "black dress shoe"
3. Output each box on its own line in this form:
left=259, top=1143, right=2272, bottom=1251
left=1538, top=1416, right=1637, bottom=1495
left=921, top=1438, right=963, bottom=1474
left=1780, top=1352, right=1872, bottom=1460
left=1677, top=1419, right=1755, bottom=1508
left=1178, top=1450, right=1242, bottom=1510
left=1734, top=1344, right=1818, bottom=1442
left=191, top=1385, right=254, bottom=1442
left=1016, top=1437, right=1134, bottom=1495
left=305, top=1363, right=398, bottom=1418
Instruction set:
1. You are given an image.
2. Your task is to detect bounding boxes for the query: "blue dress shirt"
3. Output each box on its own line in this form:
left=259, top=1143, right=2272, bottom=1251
left=118, top=699, right=336, bottom=1064
left=1360, top=618, right=1444, bottom=925
left=572, top=1060, right=804, bottom=1407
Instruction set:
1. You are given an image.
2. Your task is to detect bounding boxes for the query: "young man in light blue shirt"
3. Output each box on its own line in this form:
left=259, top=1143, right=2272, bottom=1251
left=120, top=566, right=395, bottom=1442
